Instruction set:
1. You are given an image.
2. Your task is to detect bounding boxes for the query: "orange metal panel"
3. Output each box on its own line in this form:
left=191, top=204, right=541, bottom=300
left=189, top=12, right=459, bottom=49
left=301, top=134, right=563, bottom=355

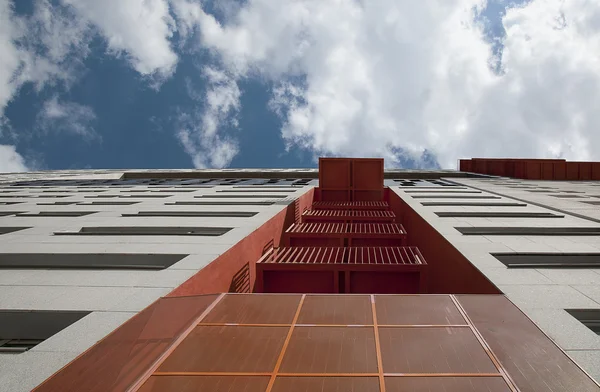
left=580, top=162, right=592, bottom=180
left=592, top=163, right=600, bottom=180
left=318, top=158, right=351, bottom=189
left=352, top=158, right=384, bottom=190
left=541, top=162, right=554, bottom=180
left=526, top=161, right=542, bottom=180
left=566, top=162, right=580, bottom=180
left=554, top=161, right=567, bottom=180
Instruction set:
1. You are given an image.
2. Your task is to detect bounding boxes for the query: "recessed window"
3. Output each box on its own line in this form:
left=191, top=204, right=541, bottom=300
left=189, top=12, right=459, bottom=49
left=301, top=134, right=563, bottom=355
left=0, top=212, right=23, bottom=217
left=551, top=195, right=586, bottom=199
left=458, top=227, right=600, bottom=235
left=411, top=195, right=500, bottom=199
left=0, top=310, right=90, bottom=353
left=55, top=226, right=232, bottom=236
left=421, top=202, right=527, bottom=207
left=404, top=190, right=481, bottom=194
left=0, top=227, right=30, bottom=235
left=0, top=202, right=23, bottom=205
left=0, top=253, right=188, bottom=270
left=566, top=309, right=600, bottom=335
left=78, top=201, right=139, bottom=206
left=36, top=195, right=70, bottom=198
left=37, top=201, right=78, bottom=206
left=195, top=194, right=287, bottom=199
left=168, top=201, right=275, bottom=206
left=435, top=212, right=563, bottom=218
left=217, top=189, right=297, bottom=193
left=16, top=211, right=98, bottom=217
left=493, top=253, right=600, bottom=268
left=122, top=211, right=257, bottom=218
left=118, top=194, right=171, bottom=198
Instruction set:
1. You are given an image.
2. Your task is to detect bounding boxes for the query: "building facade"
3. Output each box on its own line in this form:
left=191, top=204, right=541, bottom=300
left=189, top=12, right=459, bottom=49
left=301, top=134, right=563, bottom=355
left=1, top=159, right=600, bottom=391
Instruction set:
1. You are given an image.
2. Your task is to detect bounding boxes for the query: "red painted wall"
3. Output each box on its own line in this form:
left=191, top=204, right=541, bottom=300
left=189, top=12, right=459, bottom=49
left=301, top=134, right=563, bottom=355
left=389, top=191, right=500, bottom=294
left=168, top=188, right=315, bottom=297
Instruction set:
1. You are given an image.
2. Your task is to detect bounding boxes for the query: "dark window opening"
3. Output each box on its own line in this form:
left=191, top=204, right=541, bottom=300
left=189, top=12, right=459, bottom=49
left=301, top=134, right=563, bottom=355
left=0, top=310, right=90, bottom=353
left=493, top=253, right=600, bottom=268
left=194, top=194, right=287, bottom=199
left=411, top=195, right=500, bottom=199
left=421, top=202, right=527, bottom=207
left=566, top=309, right=600, bottom=335
left=0, top=253, right=188, bottom=270
left=435, top=212, right=563, bottom=218
left=0, top=227, right=30, bottom=235
left=16, top=211, right=98, bottom=217
left=122, top=211, right=257, bottom=218
left=457, top=227, right=600, bottom=236
left=168, top=201, right=275, bottom=206
left=55, top=226, right=232, bottom=236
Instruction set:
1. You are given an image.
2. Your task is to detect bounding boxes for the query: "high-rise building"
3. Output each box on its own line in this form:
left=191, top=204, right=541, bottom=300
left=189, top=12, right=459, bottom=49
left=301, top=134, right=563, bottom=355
left=1, top=158, right=600, bottom=391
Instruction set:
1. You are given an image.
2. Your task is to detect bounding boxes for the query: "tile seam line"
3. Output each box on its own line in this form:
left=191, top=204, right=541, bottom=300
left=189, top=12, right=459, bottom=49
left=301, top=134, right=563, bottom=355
left=446, top=179, right=600, bottom=225
left=264, top=294, right=305, bottom=392
left=126, top=293, right=226, bottom=392
left=450, top=295, right=520, bottom=392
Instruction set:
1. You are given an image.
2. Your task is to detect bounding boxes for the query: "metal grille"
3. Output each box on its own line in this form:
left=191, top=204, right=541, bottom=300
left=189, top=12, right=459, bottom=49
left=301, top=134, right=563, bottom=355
left=286, top=223, right=406, bottom=236
left=311, top=201, right=389, bottom=210
left=347, top=247, right=424, bottom=265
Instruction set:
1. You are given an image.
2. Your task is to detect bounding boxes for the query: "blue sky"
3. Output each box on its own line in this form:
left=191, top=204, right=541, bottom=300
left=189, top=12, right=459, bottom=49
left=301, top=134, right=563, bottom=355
left=1, top=0, right=598, bottom=172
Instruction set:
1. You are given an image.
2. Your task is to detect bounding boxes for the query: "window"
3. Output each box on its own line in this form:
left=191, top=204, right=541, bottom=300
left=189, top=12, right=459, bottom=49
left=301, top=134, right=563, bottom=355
left=37, top=201, right=78, bottom=206
left=411, top=195, right=500, bottom=199
left=168, top=201, right=275, bottom=206
left=0, top=227, right=30, bottom=235
left=117, top=194, right=171, bottom=198
left=0, top=202, right=23, bottom=205
left=566, top=310, right=600, bottom=335
left=16, top=211, right=98, bottom=217
left=0, top=310, right=90, bottom=353
left=0, top=253, right=188, bottom=270
left=78, top=201, right=139, bottom=205
left=457, top=227, right=600, bottom=235
left=55, top=226, right=232, bottom=236
left=0, top=212, right=23, bottom=217
left=421, top=202, right=527, bottom=207
left=122, top=211, right=258, bottom=218
left=551, top=195, right=586, bottom=198
left=435, top=212, right=563, bottom=218
left=493, top=253, right=600, bottom=268
left=217, top=189, right=298, bottom=193
left=195, top=194, right=288, bottom=199
left=404, top=190, right=481, bottom=194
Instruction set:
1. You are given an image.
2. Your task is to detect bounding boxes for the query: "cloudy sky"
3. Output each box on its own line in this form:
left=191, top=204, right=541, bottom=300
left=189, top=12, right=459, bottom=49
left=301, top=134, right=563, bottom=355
left=0, top=0, right=598, bottom=172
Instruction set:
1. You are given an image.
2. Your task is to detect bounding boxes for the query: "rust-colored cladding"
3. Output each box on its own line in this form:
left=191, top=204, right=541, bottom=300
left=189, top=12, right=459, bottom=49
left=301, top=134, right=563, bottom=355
left=318, top=158, right=351, bottom=189
left=541, top=162, right=554, bottom=179
left=375, top=295, right=466, bottom=325
left=526, top=161, right=542, bottom=179
left=593, top=162, right=600, bottom=180
left=297, top=295, right=373, bottom=325
left=554, top=161, right=567, bottom=180
left=581, top=162, right=593, bottom=180
left=385, top=377, right=511, bottom=392
left=158, top=325, right=288, bottom=373
left=379, top=327, right=498, bottom=374
left=280, top=326, right=378, bottom=373
left=272, top=377, right=380, bottom=392
left=138, top=376, right=270, bottom=392
left=566, top=161, right=580, bottom=180
left=352, top=158, right=384, bottom=190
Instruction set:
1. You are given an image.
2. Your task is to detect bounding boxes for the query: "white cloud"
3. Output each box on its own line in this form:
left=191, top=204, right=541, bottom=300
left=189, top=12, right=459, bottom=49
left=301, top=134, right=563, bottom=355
left=38, top=96, right=99, bottom=141
left=62, top=0, right=178, bottom=80
left=0, top=144, right=28, bottom=172
left=176, top=66, right=240, bottom=168
left=172, top=0, right=600, bottom=168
